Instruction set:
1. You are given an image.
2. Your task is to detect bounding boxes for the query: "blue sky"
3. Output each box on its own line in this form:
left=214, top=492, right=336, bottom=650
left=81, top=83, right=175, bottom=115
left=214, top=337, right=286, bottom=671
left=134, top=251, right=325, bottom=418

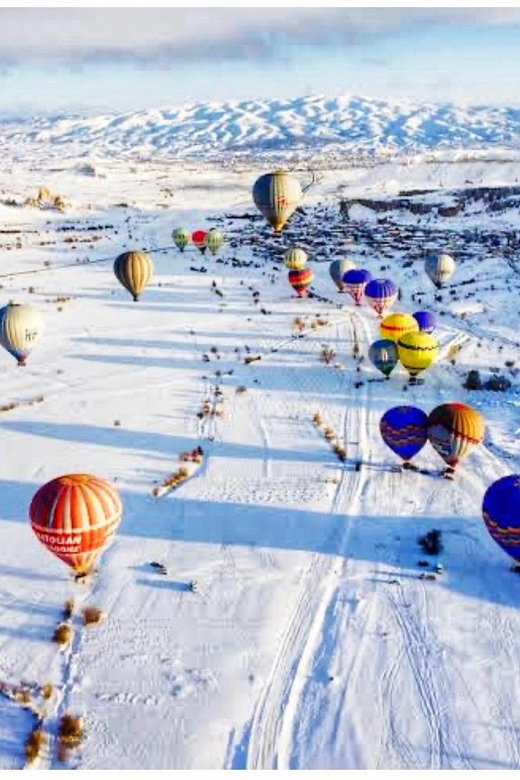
left=1, top=9, right=520, bottom=116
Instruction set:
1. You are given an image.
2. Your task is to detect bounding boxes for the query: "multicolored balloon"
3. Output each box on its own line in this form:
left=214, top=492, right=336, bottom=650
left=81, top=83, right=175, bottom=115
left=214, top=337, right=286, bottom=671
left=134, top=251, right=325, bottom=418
left=379, top=312, right=418, bottom=343
left=343, top=268, right=372, bottom=306
left=365, top=278, right=398, bottom=317
left=172, top=228, right=190, bottom=251
left=253, top=170, right=302, bottom=233
left=427, top=403, right=485, bottom=471
left=380, top=406, right=428, bottom=464
left=397, top=331, right=439, bottom=380
left=192, top=230, right=207, bottom=255
left=425, top=253, right=455, bottom=288
left=0, top=303, right=43, bottom=366
left=413, top=310, right=437, bottom=334
left=204, top=229, right=225, bottom=256
left=114, top=250, right=153, bottom=302
left=29, top=474, right=123, bottom=576
left=284, top=247, right=308, bottom=271
left=482, top=476, right=520, bottom=563
left=329, top=259, right=355, bottom=292
left=368, top=339, right=399, bottom=378
left=288, top=268, right=313, bottom=298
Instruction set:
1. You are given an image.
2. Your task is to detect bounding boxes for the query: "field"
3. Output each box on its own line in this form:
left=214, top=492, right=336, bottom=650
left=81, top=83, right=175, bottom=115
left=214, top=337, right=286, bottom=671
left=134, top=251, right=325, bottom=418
left=0, top=153, right=519, bottom=769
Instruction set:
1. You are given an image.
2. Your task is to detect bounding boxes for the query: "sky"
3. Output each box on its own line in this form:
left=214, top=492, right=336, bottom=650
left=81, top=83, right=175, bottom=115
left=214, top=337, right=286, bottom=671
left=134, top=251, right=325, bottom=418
left=2, top=8, right=520, bottom=117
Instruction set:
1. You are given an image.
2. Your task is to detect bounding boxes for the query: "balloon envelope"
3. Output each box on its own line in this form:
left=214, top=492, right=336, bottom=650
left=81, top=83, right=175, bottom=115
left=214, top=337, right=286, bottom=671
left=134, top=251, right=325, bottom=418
left=380, top=312, right=418, bottom=342
left=343, top=268, right=372, bottom=305
left=482, top=476, right=520, bottom=562
left=253, top=170, right=302, bottom=232
left=285, top=247, right=307, bottom=270
left=329, top=259, right=355, bottom=291
left=413, top=310, right=437, bottom=334
left=425, top=253, right=455, bottom=288
left=0, top=303, right=43, bottom=366
left=397, top=331, right=439, bottom=378
left=380, top=406, right=429, bottom=462
left=288, top=268, right=313, bottom=298
left=204, top=230, right=225, bottom=255
left=427, top=402, right=484, bottom=468
left=114, top=250, right=153, bottom=301
left=365, top=278, right=398, bottom=317
left=172, top=228, right=190, bottom=251
left=30, top=474, right=123, bottom=575
left=192, top=230, right=207, bottom=254
left=369, top=339, right=399, bottom=377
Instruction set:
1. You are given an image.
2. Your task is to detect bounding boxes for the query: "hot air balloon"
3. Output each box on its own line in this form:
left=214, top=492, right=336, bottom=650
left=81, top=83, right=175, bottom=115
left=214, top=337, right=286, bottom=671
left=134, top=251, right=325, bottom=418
left=172, top=228, right=190, bottom=252
left=252, top=170, right=302, bottom=233
left=425, top=253, right=455, bottom=288
left=329, top=259, right=355, bottom=292
left=343, top=269, right=372, bottom=306
left=114, top=250, right=153, bottom=302
left=365, top=278, right=398, bottom=317
left=0, top=303, right=43, bottom=366
left=288, top=268, right=313, bottom=298
left=369, top=339, right=399, bottom=379
left=427, top=402, right=485, bottom=476
left=379, top=312, right=418, bottom=343
left=284, top=247, right=307, bottom=271
left=397, top=331, right=439, bottom=382
left=380, top=406, right=428, bottom=468
left=482, top=476, right=520, bottom=563
left=29, top=474, right=123, bottom=576
left=192, top=230, right=207, bottom=255
left=413, top=310, right=437, bottom=334
left=205, top=229, right=225, bottom=256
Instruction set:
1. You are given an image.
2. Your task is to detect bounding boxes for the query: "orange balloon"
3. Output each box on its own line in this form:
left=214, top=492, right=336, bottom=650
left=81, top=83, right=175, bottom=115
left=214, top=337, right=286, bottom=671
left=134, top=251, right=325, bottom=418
left=30, top=474, right=122, bottom=575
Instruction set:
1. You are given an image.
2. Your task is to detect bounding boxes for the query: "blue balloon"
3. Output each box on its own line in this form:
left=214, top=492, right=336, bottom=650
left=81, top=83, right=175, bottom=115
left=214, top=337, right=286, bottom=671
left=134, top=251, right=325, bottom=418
left=483, top=475, right=520, bottom=563
left=343, top=268, right=372, bottom=285
left=380, top=406, right=428, bottom=463
left=413, top=311, right=437, bottom=334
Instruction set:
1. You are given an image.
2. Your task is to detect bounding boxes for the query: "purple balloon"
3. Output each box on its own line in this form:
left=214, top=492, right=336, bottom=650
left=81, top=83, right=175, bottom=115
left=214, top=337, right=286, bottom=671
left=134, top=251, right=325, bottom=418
left=483, top=476, right=520, bottom=563
left=413, top=310, right=437, bottom=334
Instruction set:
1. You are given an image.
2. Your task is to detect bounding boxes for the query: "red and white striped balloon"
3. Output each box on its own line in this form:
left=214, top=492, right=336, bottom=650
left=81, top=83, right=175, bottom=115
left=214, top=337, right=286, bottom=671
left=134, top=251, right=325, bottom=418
left=29, top=474, right=122, bottom=575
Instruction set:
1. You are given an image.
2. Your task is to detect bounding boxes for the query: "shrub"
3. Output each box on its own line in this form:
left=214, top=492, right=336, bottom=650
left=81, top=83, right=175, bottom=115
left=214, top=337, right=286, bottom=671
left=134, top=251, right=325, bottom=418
left=58, top=714, right=83, bottom=747
left=25, top=729, right=46, bottom=763
left=82, top=607, right=103, bottom=627
left=41, top=683, right=54, bottom=700
left=53, top=623, right=72, bottom=646
left=63, top=598, right=74, bottom=619
left=463, top=370, right=482, bottom=390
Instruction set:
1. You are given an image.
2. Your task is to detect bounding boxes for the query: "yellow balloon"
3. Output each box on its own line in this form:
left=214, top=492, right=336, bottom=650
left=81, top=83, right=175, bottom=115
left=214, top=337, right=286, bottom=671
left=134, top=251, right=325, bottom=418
left=379, top=313, right=418, bottom=343
left=284, top=247, right=307, bottom=270
left=114, top=250, right=154, bottom=302
left=397, top=331, right=439, bottom=377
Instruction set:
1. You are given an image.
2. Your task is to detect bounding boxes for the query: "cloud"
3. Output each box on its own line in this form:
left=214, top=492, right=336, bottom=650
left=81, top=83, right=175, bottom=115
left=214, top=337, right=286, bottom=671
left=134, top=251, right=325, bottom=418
left=1, top=9, right=520, bottom=66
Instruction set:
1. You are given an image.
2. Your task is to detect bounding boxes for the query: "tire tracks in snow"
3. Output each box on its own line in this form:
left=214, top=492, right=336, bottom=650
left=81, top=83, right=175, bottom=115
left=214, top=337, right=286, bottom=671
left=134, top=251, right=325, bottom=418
left=245, top=311, right=371, bottom=769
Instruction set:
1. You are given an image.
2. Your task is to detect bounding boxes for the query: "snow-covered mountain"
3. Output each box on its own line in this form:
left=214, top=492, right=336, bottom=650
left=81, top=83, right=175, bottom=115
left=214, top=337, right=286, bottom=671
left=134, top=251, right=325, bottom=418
left=2, top=95, right=520, bottom=162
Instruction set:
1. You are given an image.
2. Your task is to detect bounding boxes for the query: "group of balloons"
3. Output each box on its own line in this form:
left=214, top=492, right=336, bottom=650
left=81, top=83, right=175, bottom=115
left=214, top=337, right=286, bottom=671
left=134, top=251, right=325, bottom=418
left=0, top=170, right=517, bottom=581
left=172, top=227, right=225, bottom=256
left=380, top=403, right=485, bottom=475
left=370, top=312, right=439, bottom=383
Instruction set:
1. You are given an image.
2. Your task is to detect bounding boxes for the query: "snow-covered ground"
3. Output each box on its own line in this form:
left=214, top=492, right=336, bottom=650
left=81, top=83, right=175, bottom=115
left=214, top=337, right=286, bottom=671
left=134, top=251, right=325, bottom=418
left=0, top=141, right=519, bottom=769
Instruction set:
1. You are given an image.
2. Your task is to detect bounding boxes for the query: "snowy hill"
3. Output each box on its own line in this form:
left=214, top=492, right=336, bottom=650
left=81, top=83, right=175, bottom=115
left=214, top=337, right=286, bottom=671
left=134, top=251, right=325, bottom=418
left=2, top=95, right=520, bottom=163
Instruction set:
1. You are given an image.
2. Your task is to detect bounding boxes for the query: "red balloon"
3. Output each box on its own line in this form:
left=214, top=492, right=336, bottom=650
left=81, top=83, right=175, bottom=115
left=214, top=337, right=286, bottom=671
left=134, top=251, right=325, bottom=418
left=30, top=474, right=123, bottom=575
left=192, top=230, right=207, bottom=254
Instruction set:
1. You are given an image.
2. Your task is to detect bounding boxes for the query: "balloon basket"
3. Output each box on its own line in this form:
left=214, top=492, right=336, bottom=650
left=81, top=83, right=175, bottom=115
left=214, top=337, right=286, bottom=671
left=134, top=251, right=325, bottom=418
left=402, top=461, right=419, bottom=472
left=510, top=564, right=520, bottom=574
left=442, top=467, right=456, bottom=481
left=408, top=377, right=425, bottom=386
